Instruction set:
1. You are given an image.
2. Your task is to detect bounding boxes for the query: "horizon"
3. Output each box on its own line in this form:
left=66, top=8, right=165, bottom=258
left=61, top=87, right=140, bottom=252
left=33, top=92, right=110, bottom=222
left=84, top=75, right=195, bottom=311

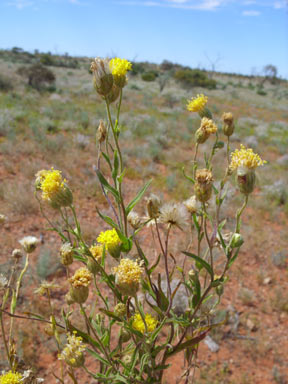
left=0, top=0, right=287, bottom=78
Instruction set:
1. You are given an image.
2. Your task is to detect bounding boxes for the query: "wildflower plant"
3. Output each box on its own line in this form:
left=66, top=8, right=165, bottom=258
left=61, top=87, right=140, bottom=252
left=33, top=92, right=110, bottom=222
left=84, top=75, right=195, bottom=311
left=0, top=57, right=267, bottom=383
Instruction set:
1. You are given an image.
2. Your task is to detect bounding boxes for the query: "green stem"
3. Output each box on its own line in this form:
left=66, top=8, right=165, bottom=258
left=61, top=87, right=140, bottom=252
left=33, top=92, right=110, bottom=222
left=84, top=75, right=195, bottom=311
left=235, top=195, right=249, bottom=233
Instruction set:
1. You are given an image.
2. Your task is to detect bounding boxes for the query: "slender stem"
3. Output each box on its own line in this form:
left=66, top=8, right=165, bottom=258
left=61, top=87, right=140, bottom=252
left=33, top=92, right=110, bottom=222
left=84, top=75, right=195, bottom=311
left=192, top=143, right=199, bottom=179
left=235, top=195, right=249, bottom=233
left=226, top=136, right=230, bottom=166
left=9, top=253, right=29, bottom=349
left=202, top=204, right=214, bottom=280
left=0, top=308, right=11, bottom=368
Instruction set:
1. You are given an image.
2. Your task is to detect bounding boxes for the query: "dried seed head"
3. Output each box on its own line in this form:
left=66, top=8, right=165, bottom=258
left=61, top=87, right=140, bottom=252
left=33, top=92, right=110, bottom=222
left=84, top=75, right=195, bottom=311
left=222, top=112, right=235, bottom=137
left=127, top=211, right=142, bottom=229
left=60, top=242, right=74, bottom=266
left=96, top=120, right=107, bottom=143
left=19, top=236, right=39, bottom=253
left=159, top=203, right=189, bottom=231
left=146, top=194, right=162, bottom=219
left=91, top=57, right=113, bottom=96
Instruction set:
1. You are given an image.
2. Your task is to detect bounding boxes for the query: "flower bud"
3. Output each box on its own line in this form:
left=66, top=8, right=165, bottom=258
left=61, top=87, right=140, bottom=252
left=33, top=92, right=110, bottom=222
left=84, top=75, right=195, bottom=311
left=60, top=243, right=74, bottom=266
left=222, top=112, right=235, bottom=137
left=146, top=194, right=162, bottom=219
left=120, top=328, right=131, bottom=342
left=216, top=284, right=224, bottom=296
left=87, top=257, right=100, bottom=275
left=114, top=302, right=126, bottom=317
left=194, top=169, right=213, bottom=203
left=87, top=244, right=104, bottom=274
left=236, top=166, right=256, bottom=195
left=230, top=233, right=244, bottom=248
left=91, top=58, right=113, bottom=96
left=69, top=268, right=92, bottom=304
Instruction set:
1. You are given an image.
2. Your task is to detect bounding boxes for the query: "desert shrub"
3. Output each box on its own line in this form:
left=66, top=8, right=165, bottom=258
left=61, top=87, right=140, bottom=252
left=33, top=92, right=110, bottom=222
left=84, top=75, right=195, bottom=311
left=174, top=68, right=217, bottom=89
left=17, top=64, right=56, bottom=91
left=130, top=61, right=146, bottom=75
left=141, top=71, right=157, bottom=82
left=0, top=75, right=13, bottom=91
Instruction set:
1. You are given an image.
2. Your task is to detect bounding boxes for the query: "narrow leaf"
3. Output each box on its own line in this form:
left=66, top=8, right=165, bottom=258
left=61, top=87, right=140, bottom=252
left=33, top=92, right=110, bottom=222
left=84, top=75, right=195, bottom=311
left=182, top=251, right=213, bottom=278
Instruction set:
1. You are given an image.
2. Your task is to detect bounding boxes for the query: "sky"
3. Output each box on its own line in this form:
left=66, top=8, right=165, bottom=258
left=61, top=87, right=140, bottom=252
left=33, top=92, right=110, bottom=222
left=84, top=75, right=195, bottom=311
left=0, top=0, right=287, bottom=77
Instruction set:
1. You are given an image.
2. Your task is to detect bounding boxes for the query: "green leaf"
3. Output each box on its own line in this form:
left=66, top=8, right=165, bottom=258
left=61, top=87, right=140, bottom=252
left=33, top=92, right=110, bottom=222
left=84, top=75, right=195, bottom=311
left=101, top=152, right=112, bottom=168
left=182, top=166, right=195, bottom=184
left=217, top=229, right=227, bottom=254
left=96, top=208, right=120, bottom=231
left=167, top=330, right=209, bottom=356
left=182, top=252, right=213, bottom=278
left=87, top=348, right=111, bottom=366
left=125, top=179, right=152, bottom=215
left=192, top=213, right=200, bottom=232
left=112, top=150, right=119, bottom=181
left=96, top=170, right=120, bottom=203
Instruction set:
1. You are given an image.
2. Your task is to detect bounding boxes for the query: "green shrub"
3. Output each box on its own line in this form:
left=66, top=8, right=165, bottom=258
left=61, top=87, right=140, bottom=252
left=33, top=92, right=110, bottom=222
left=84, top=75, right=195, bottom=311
left=141, top=71, right=157, bottom=82
left=174, top=69, right=217, bottom=89
left=17, top=64, right=56, bottom=91
left=0, top=75, right=13, bottom=91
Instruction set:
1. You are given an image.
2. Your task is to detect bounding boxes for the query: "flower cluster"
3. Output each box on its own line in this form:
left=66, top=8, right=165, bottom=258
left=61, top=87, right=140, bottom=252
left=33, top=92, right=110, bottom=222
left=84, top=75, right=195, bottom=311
left=58, top=332, right=86, bottom=368
left=132, top=313, right=158, bottom=334
left=69, top=268, right=92, bottom=288
left=36, top=168, right=72, bottom=208
left=187, top=94, right=208, bottom=113
left=230, top=144, right=266, bottom=171
left=0, top=371, right=22, bottom=384
left=113, top=258, right=143, bottom=295
left=109, top=58, right=132, bottom=77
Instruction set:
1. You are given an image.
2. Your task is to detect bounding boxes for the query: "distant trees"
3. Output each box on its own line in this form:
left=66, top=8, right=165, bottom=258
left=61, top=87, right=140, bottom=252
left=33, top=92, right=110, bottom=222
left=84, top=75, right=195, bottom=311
left=17, top=64, right=56, bottom=91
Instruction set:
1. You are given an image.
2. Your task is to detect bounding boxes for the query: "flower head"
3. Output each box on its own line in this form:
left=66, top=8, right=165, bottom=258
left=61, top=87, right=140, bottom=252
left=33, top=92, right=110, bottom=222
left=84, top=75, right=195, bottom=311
left=69, top=268, right=92, bottom=288
left=187, top=94, right=208, bottom=113
left=195, top=117, right=218, bottom=144
left=159, top=203, right=189, bottom=230
left=36, top=168, right=72, bottom=208
left=132, top=313, right=157, bottom=334
left=0, top=371, right=22, bottom=384
left=230, top=145, right=266, bottom=171
left=109, top=58, right=132, bottom=88
left=146, top=194, right=162, bottom=219
left=58, top=332, right=86, bottom=368
left=113, top=258, right=143, bottom=296
left=222, top=112, right=235, bottom=137
left=19, top=236, right=39, bottom=253
left=109, top=58, right=132, bottom=77
left=97, top=229, right=121, bottom=258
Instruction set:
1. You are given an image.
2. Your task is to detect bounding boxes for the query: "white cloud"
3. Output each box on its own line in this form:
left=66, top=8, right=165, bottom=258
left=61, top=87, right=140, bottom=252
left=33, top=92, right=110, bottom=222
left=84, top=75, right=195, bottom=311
left=6, top=0, right=34, bottom=9
left=242, top=9, right=261, bottom=15
left=274, top=0, right=287, bottom=9
left=115, top=0, right=229, bottom=10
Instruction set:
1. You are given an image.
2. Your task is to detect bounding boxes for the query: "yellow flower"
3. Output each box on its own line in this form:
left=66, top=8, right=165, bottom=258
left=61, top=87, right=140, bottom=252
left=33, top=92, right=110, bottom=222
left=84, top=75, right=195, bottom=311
left=230, top=144, right=266, bottom=171
left=97, top=229, right=121, bottom=258
left=113, top=258, right=143, bottom=295
left=69, top=267, right=92, bottom=288
left=0, top=371, right=22, bottom=384
left=39, top=168, right=65, bottom=200
left=58, top=332, right=86, bottom=368
left=132, top=313, right=157, bottom=334
left=187, top=94, right=208, bottom=112
left=109, top=58, right=132, bottom=77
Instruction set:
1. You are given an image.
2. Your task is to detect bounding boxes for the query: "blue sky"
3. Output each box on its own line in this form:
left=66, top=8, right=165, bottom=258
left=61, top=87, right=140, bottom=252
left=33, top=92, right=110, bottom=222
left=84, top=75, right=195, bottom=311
left=0, top=0, right=287, bottom=77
